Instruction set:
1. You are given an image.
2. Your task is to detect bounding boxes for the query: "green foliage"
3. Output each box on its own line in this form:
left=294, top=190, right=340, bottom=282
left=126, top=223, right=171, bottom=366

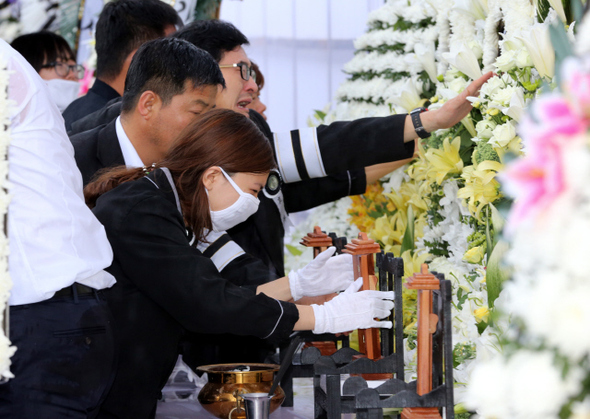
left=194, top=0, right=222, bottom=20
left=474, top=141, right=500, bottom=165
left=285, top=244, right=303, bottom=257
left=350, top=70, right=411, bottom=82
left=339, top=96, right=386, bottom=106
left=467, top=231, right=486, bottom=251
left=453, top=343, right=476, bottom=368
left=400, top=206, right=415, bottom=254
left=425, top=132, right=445, bottom=150
left=362, top=43, right=406, bottom=54
left=550, top=21, right=574, bottom=86
left=456, top=287, right=470, bottom=311
left=368, top=17, right=435, bottom=32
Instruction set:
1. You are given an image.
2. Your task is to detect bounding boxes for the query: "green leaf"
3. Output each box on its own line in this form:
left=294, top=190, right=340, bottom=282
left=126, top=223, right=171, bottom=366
left=314, top=110, right=327, bottom=121
left=486, top=239, right=510, bottom=308
left=400, top=205, right=415, bottom=255
left=549, top=21, right=574, bottom=85
left=571, top=0, right=585, bottom=23
left=489, top=203, right=505, bottom=246
left=285, top=244, right=303, bottom=257
left=485, top=205, right=493, bottom=263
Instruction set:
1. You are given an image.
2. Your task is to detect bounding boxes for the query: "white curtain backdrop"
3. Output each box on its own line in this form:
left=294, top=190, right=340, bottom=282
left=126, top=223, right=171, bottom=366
left=220, top=0, right=383, bottom=132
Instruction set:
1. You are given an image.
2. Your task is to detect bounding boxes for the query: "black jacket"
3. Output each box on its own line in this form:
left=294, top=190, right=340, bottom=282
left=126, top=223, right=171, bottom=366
left=92, top=168, right=299, bottom=418
left=63, top=79, right=120, bottom=132
left=70, top=109, right=412, bottom=277
left=70, top=120, right=275, bottom=285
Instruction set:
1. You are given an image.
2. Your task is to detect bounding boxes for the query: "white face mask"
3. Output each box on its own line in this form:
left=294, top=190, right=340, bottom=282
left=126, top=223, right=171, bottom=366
left=45, top=79, right=80, bottom=112
left=208, top=167, right=260, bottom=232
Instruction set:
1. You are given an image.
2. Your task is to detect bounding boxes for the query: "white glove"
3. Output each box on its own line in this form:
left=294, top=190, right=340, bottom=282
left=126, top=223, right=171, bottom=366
left=288, top=246, right=354, bottom=301
left=311, top=278, right=394, bottom=334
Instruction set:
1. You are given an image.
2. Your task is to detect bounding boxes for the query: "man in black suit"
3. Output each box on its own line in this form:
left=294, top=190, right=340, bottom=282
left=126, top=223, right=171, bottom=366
left=71, top=38, right=222, bottom=187
left=62, top=0, right=181, bottom=131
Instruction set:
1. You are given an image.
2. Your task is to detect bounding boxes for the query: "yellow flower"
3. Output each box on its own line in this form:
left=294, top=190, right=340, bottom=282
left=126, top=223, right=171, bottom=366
left=424, top=137, right=464, bottom=185
left=457, top=160, right=503, bottom=219
left=401, top=249, right=430, bottom=278
left=473, top=306, right=490, bottom=323
left=463, top=246, right=485, bottom=264
left=399, top=182, right=429, bottom=212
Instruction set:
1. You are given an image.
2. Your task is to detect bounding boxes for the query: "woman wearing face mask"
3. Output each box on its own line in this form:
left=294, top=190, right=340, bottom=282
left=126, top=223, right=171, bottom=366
left=84, top=109, right=394, bottom=418
left=11, top=31, right=83, bottom=112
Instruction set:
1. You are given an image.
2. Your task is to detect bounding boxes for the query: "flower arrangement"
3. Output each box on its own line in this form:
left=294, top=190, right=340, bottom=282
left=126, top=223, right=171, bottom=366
left=286, top=0, right=579, bottom=411
left=465, top=21, right=590, bottom=417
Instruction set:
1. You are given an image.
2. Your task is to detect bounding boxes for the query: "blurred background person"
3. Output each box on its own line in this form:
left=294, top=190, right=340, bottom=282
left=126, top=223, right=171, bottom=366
left=247, top=61, right=267, bottom=120
left=11, top=31, right=83, bottom=112
left=62, top=0, right=181, bottom=131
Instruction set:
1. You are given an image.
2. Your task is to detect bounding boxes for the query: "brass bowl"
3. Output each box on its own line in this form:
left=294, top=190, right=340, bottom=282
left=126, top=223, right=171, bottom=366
left=197, top=363, right=285, bottom=419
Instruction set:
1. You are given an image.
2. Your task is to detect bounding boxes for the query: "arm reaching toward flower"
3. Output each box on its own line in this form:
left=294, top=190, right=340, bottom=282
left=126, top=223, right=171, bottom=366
left=404, top=72, right=494, bottom=142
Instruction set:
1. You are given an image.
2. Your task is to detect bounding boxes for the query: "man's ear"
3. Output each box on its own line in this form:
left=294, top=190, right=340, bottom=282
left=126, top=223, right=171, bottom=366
left=202, top=166, right=222, bottom=191
left=136, top=91, right=160, bottom=119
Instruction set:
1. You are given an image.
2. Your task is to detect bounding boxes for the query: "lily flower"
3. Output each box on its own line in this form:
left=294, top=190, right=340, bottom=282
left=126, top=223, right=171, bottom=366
left=454, top=0, right=489, bottom=21
left=425, top=136, right=464, bottom=185
left=388, top=78, right=424, bottom=113
left=414, top=42, right=438, bottom=83
left=457, top=160, right=503, bottom=219
left=547, top=0, right=567, bottom=23
left=501, top=88, right=526, bottom=122
left=443, top=44, right=483, bottom=81
left=463, top=246, right=485, bottom=264
left=517, top=22, right=555, bottom=79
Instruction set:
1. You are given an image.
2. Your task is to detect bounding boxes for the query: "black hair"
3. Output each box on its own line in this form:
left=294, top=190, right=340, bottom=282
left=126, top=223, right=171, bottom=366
left=121, top=37, right=225, bottom=113
left=11, top=31, right=76, bottom=73
left=95, top=0, right=182, bottom=81
left=173, top=19, right=249, bottom=63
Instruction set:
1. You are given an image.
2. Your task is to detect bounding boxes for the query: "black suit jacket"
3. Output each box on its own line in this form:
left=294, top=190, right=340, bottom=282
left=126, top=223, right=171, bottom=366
left=70, top=119, right=124, bottom=186
left=68, top=97, right=123, bottom=136
left=92, top=168, right=298, bottom=417
left=63, top=79, right=120, bottom=132
left=70, top=120, right=275, bottom=286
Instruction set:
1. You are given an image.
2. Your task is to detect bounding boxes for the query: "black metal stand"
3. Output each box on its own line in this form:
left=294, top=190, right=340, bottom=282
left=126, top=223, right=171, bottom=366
left=354, top=274, right=455, bottom=419
left=301, top=252, right=406, bottom=418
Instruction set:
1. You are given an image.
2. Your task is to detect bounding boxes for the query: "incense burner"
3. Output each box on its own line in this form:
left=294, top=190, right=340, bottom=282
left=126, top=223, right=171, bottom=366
left=196, top=363, right=284, bottom=419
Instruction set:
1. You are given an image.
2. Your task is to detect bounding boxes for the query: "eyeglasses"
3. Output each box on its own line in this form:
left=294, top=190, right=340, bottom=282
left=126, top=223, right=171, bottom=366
left=41, top=62, right=85, bottom=80
left=218, top=62, right=256, bottom=83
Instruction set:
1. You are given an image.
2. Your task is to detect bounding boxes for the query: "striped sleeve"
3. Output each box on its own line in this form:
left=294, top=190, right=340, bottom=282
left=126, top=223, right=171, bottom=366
left=273, top=127, right=327, bottom=183
left=197, top=230, right=245, bottom=272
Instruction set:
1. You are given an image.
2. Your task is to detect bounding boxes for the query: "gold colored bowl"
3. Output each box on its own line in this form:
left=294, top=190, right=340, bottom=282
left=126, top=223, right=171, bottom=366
left=197, top=363, right=285, bottom=419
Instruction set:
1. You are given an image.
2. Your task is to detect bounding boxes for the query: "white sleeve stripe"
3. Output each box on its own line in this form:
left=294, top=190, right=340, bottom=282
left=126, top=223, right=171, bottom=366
left=299, top=127, right=326, bottom=178
left=210, top=242, right=245, bottom=271
left=196, top=229, right=225, bottom=253
left=273, top=131, right=301, bottom=183
left=262, top=299, right=284, bottom=339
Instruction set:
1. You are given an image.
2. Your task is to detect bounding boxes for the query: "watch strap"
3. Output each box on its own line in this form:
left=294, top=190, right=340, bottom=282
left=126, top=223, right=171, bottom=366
left=410, top=107, right=430, bottom=139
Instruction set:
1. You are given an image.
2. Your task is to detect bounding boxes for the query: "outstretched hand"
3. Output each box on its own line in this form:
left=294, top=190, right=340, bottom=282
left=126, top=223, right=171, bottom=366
left=434, top=71, right=494, bottom=129
left=405, top=71, right=494, bottom=142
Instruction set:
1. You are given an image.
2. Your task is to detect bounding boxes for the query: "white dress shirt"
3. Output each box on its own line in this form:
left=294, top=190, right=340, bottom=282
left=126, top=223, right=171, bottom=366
left=3, top=40, right=116, bottom=305
left=115, top=116, right=144, bottom=168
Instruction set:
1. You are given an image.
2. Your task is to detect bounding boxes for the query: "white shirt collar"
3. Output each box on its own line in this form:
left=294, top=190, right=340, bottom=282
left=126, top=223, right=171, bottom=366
left=115, top=116, right=145, bottom=168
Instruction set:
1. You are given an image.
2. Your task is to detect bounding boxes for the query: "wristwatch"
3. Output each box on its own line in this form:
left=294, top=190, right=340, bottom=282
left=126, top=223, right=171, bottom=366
left=410, top=107, right=430, bottom=139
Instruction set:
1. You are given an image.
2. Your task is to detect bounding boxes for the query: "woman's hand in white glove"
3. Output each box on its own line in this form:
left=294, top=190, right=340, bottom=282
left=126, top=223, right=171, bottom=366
left=311, top=278, right=394, bottom=334
left=288, top=247, right=354, bottom=301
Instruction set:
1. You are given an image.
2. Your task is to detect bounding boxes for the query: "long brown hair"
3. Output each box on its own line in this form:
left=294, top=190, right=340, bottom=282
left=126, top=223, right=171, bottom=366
left=85, top=109, right=276, bottom=242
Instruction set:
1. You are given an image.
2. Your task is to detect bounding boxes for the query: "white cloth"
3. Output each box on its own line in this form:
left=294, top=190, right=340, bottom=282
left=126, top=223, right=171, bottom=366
left=116, top=116, right=144, bottom=168
left=4, top=40, right=116, bottom=305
